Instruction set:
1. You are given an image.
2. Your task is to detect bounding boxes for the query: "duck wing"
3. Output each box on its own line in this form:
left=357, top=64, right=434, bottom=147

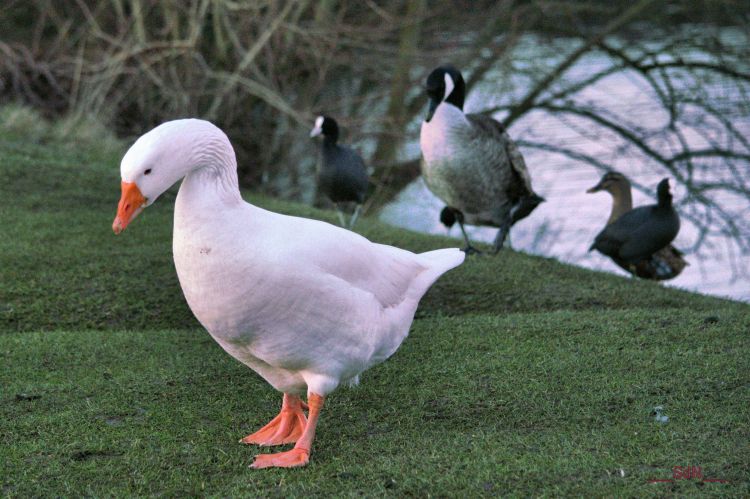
left=617, top=209, right=679, bottom=263
left=590, top=206, right=651, bottom=255
left=591, top=205, right=679, bottom=263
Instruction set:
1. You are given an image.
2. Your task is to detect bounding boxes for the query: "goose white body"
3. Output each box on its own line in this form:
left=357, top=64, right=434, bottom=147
left=120, top=119, right=464, bottom=398
left=173, top=186, right=463, bottom=395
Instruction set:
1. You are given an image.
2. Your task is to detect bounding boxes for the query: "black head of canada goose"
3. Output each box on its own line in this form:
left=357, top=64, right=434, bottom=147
left=588, top=173, right=686, bottom=280
left=310, top=115, right=369, bottom=229
left=420, top=65, right=544, bottom=254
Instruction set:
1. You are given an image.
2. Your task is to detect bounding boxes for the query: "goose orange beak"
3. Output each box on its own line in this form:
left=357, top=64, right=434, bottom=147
left=112, top=181, right=146, bottom=234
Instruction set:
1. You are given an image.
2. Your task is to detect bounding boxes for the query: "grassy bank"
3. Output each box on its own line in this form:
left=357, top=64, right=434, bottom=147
left=1, top=109, right=748, bottom=496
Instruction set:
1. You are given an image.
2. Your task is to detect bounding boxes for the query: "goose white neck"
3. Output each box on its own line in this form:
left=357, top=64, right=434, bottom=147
left=178, top=134, right=243, bottom=207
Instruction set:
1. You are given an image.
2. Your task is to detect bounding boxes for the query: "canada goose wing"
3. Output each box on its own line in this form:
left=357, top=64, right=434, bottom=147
left=466, top=113, right=534, bottom=194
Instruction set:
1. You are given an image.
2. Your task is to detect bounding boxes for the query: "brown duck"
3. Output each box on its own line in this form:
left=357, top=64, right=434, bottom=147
left=587, top=172, right=687, bottom=280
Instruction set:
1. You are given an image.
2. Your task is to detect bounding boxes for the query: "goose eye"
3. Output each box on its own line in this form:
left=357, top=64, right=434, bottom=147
left=144, top=169, right=152, bottom=175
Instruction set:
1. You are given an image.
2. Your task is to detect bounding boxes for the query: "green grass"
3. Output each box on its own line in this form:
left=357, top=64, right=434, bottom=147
left=1, top=108, right=748, bottom=496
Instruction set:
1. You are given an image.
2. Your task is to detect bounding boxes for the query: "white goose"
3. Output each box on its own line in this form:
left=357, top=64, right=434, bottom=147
left=111, top=119, right=464, bottom=469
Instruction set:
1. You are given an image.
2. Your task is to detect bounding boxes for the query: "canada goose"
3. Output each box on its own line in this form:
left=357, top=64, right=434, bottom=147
left=310, top=115, right=369, bottom=229
left=588, top=174, right=684, bottom=279
left=112, top=119, right=464, bottom=468
left=420, top=65, right=544, bottom=254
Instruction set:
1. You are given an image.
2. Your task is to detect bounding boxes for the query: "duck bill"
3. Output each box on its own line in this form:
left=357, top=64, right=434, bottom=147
left=586, top=181, right=604, bottom=194
left=112, top=181, right=147, bottom=234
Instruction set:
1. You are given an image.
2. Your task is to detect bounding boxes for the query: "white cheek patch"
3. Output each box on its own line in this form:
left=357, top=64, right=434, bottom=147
left=443, top=73, right=455, bottom=102
left=310, top=116, right=324, bottom=137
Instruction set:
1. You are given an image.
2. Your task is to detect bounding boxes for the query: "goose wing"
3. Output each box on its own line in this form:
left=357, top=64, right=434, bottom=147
left=466, top=113, right=535, bottom=195
left=262, top=210, right=429, bottom=310
left=591, top=206, right=651, bottom=254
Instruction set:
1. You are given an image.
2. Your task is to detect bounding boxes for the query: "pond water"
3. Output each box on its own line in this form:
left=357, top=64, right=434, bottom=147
left=381, top=30, right=750, bottom=302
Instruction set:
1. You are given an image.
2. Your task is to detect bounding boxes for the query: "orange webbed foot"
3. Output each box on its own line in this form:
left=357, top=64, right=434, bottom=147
left=250, top=447, right=310, bottom=469
left=247, top=392, right=325, bottom=471
left=240, top=393, right=307, bottom=446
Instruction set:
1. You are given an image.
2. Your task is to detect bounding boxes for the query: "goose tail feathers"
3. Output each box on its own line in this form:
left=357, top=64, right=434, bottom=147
left=419, top=248, right=465, bottom=272
left=411, top=248, right=465, bottom=298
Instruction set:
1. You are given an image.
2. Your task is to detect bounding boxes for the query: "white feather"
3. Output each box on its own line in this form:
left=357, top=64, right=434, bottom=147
left=443, top=73, right=455, bottom=102
left=309, top=116, right=324, bottom=137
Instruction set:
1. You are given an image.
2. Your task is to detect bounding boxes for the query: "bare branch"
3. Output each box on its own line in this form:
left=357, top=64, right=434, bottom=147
left=503, top=0, right=658, bottom=127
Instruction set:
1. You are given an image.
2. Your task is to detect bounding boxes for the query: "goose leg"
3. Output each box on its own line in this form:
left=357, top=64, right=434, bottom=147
left=453, top=210, right=482, bottom=255
left=240, top=393, right=307, bottom=446
left=491, top=225, right=508, bottom=254
left=459, top=224, right=482, bottom=255
left=491, top=214, right=513, bottom=254
left=348, top=204, right=362, bottom=229
left=251, top=393, right=324, bottom=469
left=440, top=206, right=481, bottom=254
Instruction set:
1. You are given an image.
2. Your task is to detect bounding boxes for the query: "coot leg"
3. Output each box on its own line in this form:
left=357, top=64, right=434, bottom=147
left=335, top=204, right=346, bottom=227
left=348, top=204, right=362, bottom=230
